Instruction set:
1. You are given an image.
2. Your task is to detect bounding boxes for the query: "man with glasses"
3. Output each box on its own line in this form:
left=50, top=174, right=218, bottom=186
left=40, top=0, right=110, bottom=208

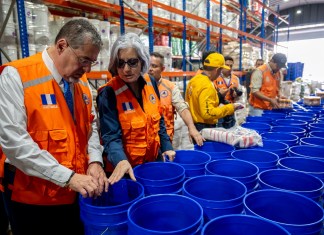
left=249, top=53, right=287, bottom=116
left=97, top=33, right=175, bottom=184
left=0, top=19, right=108, bottom=235
left=148, top=52, right=204, bottom=146
left=185, top=53, right=243, bottom=131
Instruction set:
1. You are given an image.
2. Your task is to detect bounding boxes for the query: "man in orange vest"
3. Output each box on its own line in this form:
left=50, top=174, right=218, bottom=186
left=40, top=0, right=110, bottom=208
left=214, top=56, right=242, bottom=104
left=249, top=53, right=287, bottom=116
left=148, top=52, right=204, bottom=146
left=244, top=58, right=264, bottom=100
left=0, top=19, right=108, bottom=235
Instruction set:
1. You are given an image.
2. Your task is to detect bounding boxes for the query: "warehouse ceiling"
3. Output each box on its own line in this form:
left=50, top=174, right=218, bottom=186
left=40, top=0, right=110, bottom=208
left=269, top=0, right=324, bottom=10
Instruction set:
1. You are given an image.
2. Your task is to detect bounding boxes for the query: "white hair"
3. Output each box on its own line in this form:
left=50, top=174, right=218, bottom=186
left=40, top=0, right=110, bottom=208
left=108, top=33, right=150, bottom=76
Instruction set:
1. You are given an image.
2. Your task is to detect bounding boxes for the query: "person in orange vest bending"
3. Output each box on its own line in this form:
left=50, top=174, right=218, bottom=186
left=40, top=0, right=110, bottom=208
left=249, top=53, right=287, bottom=116
left=97, top=33, right=176, bottom=185
left=0, top=19, right=108, bottom=235
left=148, top=52, right=204, bottom=146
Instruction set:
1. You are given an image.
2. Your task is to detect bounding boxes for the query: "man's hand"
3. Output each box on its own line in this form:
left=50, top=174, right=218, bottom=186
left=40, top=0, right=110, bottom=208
left=67, top=173, right=99, bottom=198
left=188, top=127, right=205, bottom=146
left=219, top=88, right=229, bottom=96
left=269, top=98, right=280, bottom=109
left=87, top=162, right=109, bottom=196
left=108, top=160, right=136, bottom=185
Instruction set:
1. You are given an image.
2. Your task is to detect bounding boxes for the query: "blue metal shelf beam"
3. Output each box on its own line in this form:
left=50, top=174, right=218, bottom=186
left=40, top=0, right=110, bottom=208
left=16, top=0, right=29, bottom=58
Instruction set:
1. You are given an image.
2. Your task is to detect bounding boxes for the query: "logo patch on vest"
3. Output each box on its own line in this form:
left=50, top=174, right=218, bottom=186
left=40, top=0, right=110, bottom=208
left=122, top=102, right=134, bottom=112
left=41, top=94, right=58, bottom=108
left=82, top=93, right=90, bottom=105
left=160, top=90, right=168, bottom=98
left=149, top=94, right=156, bottom=104
left=217, top=81, right=223, bottom=84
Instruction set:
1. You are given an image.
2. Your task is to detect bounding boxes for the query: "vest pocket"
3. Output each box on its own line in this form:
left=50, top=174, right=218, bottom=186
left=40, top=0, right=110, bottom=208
left=49, top=130, right=68, bottom=153
left=30, top=131, right=49, bottom=150
left=131, top=121, right=146, bottom=140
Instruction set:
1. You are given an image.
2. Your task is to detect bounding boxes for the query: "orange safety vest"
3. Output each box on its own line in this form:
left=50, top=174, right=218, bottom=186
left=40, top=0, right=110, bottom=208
left=99, top=74, right=161, bottom=171
left=158, top=78, right=175, bottom=141
left=0, top=53, right=92, bottom=205
left=214, top=74, right=240, bottom=103
left=249, top=64, right=280, bottom=110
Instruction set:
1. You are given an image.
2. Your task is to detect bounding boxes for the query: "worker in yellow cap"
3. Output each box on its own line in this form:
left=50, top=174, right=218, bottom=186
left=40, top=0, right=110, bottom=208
left=185, top=52, right=244, bottom=132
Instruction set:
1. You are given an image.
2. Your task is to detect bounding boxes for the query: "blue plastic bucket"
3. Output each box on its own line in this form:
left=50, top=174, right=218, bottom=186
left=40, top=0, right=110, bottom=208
left=174, top=150, right=211, bottom=178
left=252, top=140, right=289, bottom=158
left=272, top=119, right=308, bottom=129
left=244, top=189, right=324, bottom=235
left=258, top=169, right=324, bottom=201
left=309, top=122, right=324, bottom=132
left=309, top=131, right=324, bottom=138
left=79, top=179, right=144, bottom=235
left=183, top=175, right=247, bottom=221
left=133, top=162, right=185, bottom=195
left=194, top=142, right=235, bottom=160
left=241, top=122, right=271, bottom=134
left=278, top=157, right=324, bottom=182
left=231, top=149, right=279, bottom=172
left=285, top=116, right=315, bottom=123
left=201, top=214, right=290, bottom=235
left=127, top=194, right=203, bottom=235
left=300, top=137, right=324, bottom=147
left=262, top=112, right=286, bottom=120
left=246, top=116, right=273, bottom=124
left=205, top=159, right=259, bottom=192
left=289, top=145, right=324, bottom=161
left=290, top=111, right=317, bottom=118
left=270, top=126, right=307, bottom=138
left=261, top=132, right=299, bottom=146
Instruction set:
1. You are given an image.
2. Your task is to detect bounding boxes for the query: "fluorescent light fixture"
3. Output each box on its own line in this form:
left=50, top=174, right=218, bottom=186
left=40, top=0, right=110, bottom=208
left=284, top=0, right=289, bottom=2
left=296, top=9, right=302, bottom=14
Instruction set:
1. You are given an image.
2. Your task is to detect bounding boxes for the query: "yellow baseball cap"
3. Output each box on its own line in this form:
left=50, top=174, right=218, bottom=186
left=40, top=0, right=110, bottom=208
left=204, top=53, right=231, bottom=70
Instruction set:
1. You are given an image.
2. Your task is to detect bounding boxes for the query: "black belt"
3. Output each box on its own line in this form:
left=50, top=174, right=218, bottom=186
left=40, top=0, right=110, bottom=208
left=195, top=123, right=215, bottom=128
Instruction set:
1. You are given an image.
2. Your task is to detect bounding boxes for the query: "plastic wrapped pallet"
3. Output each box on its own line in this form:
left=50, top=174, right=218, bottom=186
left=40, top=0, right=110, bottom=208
left=201, top=126, right=263, bottom=148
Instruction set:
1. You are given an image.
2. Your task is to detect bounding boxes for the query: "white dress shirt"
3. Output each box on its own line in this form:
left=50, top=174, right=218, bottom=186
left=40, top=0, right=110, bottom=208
left=0, top=48, right=103, bottom=187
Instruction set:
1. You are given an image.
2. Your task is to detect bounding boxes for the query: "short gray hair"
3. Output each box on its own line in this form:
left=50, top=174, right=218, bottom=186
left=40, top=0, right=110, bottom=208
left=108, top=33, right=150, bottom=76
left=55, top=18, right=102, bottom=49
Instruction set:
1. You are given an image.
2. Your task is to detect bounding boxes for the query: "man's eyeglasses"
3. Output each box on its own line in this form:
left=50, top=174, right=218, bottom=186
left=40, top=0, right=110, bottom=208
left=68, top=45, right=98, bottom=67
left=117, top=58, right=140, bottom=69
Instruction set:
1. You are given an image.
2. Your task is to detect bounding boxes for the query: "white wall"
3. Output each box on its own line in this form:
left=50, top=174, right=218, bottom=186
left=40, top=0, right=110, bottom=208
left=275, top=38, right=324, bottom=82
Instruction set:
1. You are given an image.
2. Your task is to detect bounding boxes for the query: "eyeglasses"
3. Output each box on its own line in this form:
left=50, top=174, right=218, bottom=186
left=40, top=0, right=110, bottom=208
left=68, top=44, right=98, bottom=67
left=117, top=58, right=140, bottom=69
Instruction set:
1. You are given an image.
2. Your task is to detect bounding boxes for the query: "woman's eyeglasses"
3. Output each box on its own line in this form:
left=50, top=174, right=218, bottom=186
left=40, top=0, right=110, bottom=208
left=117, top=58, right=140, bottom=69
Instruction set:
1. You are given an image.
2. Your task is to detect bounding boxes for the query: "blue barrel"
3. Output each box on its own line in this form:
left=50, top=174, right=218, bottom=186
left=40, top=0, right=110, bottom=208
left=252, top=140, right=289, bottom=158
left=246, top=116, right=273, bottom=124
left=261, top=132, right=299, bottom=146
left=244, top=189, right=324, bottom=235
left=183, top=175, right=246, bottom=221
left=174, top=150, right=211, bottom=178
left=289, top=145, right=324, bottom=161
left=194, top=142, right=235, bottom=160
left=309, top=122, right=324, bottom=132
left=205, top=159, right=259, bottom=192
left=231, top=149, right=279, bottom=172
left=272, top=119, right=308, bottom=129
left=309, top=131, right=324, bottom=138
left=258, top=169, right=324, bottom=202
left=300, top=137, right=324, bottom=147
left=127, top=194, right=203, bottom=235
left=79, top=179, right=144, bottom=235
left=133, top=162, right=185, bottom=195
left=241, top=122, right=271, bottom=134
left=270, top=126, right=307, bottom=138
left=278, top=157, right=324, bottom=182
left=201, top=214, right=290, bottom=235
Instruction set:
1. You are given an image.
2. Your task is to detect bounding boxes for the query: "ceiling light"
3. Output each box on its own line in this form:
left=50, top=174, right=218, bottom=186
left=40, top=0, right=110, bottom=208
left=284, top=0, right=289, bottom=2
left=296, top=9, right=302, bottom=14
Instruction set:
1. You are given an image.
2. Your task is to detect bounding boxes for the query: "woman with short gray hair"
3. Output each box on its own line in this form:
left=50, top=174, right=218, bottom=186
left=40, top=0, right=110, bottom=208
left=98, top=33, right=175, bottom=183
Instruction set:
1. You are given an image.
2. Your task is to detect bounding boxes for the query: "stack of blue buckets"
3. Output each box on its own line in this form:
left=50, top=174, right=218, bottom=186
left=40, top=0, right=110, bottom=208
left=78, top=103, right=324, bottom=235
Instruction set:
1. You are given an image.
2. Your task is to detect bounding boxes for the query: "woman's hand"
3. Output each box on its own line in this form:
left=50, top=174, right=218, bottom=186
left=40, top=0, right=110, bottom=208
left=162, top=150, right=176, bottom=162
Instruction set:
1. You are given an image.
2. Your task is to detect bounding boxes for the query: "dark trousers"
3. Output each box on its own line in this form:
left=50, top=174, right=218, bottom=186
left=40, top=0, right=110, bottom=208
left=0, top=192, right=9, bottom=234
left=3, top=164, right=84, bottom=235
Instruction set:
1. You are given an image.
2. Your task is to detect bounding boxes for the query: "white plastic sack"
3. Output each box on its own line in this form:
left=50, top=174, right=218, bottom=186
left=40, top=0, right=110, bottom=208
left=201, top=126, right=263, bottom=148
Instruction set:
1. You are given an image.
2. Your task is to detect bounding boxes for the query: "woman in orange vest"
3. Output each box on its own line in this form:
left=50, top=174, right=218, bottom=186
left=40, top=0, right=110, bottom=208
left=0, top=19, right=108, bottom=235
left=97, top=33, right=176, bottom=184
